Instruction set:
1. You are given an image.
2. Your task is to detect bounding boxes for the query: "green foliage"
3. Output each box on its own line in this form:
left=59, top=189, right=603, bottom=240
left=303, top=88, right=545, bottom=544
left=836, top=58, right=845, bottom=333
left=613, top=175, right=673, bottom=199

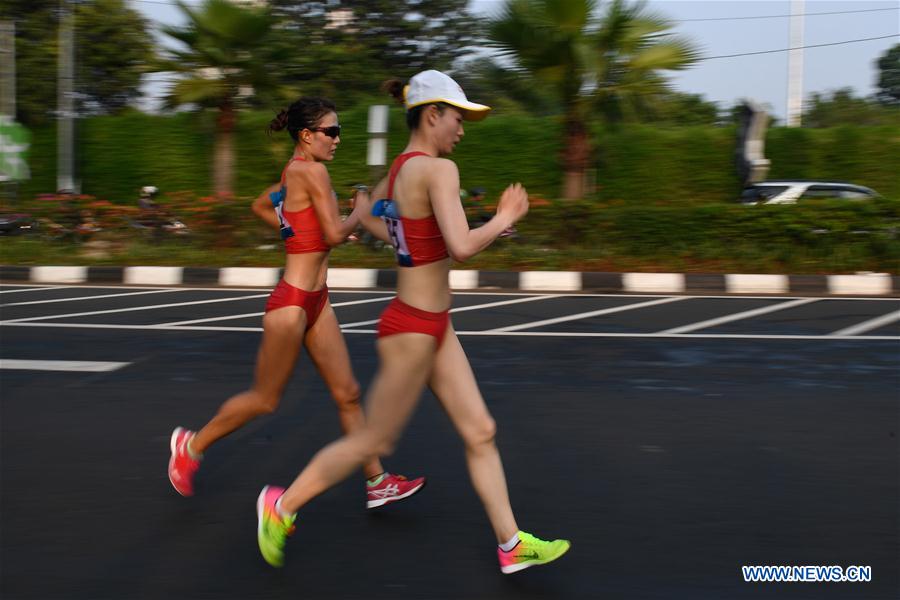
left=643, top=92, right=720, bottom=126
left=2, top=0, right=153, bottom=125
left=15, top=112, right=900, bottom=204
left=4, top=195, right=897, bottom=274
left=767, top=126, right=900, bottom=198
left=268, top=0, right=479, bottom=101
left=593, top=124, right=735, bottom=204
left=804, top=88, right=900, bottom=128
left=767, top=127, right=813, bottom=180
left=2, top=1, right=57, bottom=126
left=514, top=198, right=900, bottom=273
left=157, top=0, right=288, bottom=110
left=487, top=0, right=700, bottom=197
left=75, top=0, right=155, bottom=114
left=876, top=43, right=900, bottom=106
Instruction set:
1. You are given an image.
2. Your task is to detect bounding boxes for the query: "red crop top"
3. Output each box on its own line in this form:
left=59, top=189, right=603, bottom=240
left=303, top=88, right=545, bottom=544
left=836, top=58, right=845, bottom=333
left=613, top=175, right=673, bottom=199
left=269, top=156, right=330, bottom=254
left=371, top=152, right=449, bottom=267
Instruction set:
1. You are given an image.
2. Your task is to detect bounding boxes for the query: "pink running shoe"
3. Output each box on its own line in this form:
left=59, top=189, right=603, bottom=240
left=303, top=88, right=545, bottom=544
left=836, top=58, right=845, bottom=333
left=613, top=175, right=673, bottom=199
left=366, top=472, right=426, bottom=509
left=168, top=427, right=200, bottom=496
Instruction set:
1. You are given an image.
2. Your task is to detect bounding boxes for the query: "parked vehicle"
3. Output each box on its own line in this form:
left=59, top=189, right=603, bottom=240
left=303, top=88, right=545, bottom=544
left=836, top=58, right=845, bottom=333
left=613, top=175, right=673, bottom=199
left=0, top=212, right=38, bottom=236
left=739, top=181, right=881, bottom=205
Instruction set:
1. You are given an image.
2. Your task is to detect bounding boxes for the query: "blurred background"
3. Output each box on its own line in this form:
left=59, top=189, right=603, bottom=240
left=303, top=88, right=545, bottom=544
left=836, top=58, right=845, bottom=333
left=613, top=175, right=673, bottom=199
left=0, top=0, right=898, bottom=273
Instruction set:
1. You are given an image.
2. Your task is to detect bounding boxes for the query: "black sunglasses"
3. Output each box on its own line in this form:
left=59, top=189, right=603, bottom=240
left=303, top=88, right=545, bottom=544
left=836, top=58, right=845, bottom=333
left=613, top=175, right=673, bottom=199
left=309, top=125, right=341, bottom=139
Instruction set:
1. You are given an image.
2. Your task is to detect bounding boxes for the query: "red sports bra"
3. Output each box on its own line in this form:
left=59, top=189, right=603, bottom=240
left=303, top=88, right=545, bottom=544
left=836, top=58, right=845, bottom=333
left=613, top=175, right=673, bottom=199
left=372, top=152, right=449, bottom=267
left=269, top=156, right=330, bottom=254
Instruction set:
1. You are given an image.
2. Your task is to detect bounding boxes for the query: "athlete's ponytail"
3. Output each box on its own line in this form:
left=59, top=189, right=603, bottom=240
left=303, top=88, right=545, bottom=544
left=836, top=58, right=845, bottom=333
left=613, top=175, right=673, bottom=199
left=382, top=79, right=406, bottom=105
left=267, top=109, right=290, bottom=134
left=381, top=78, right=446, bottom=131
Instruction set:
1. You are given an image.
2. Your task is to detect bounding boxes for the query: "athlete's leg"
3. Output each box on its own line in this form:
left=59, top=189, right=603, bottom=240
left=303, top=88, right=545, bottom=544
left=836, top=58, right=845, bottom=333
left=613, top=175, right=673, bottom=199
left=191, top=306, right=307, bottom=454
left=303, top=301, right=385, bottom=479
left=277, top=333, right=435, bottom=513
left=428, top=325, right=519, bottom=544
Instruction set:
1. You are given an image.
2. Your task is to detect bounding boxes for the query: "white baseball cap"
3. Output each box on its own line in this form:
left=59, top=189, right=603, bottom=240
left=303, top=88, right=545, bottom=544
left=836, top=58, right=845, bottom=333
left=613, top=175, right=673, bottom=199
left=405, top=70, right=491, bottom=121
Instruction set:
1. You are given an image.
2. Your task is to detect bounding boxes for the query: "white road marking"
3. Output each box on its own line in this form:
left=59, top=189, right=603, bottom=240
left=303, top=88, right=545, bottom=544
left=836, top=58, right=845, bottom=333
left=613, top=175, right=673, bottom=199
left=1, top=283, right=896, bottom=300
left=0, top=294, right=270, bottom=323
left=159, top=312, right=264, bottom=326
left=0, top=286, right=67, bottom=294
left=330, top=296, right=392, bottom=306
left=341, top=328, right=900, bottom=341
left=1, top=289, right=183, bottom=307
left=659, top=298, right=819, bottom=334
left=0, top=359, right=129, bottom=372
left=830, top=310, right=900, bottom=336
left=157, top=294, right=395, bottom=326
left=339, top=294, right=561, bottom=329
left=491, top=296, right=687, bottom=332
left=1, top=321, right=896, bottom=340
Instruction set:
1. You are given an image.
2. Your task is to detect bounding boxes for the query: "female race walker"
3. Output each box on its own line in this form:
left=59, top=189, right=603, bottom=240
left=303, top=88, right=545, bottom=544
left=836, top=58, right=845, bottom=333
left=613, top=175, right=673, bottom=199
left=256, top=71, right=570, bottom=573
left=168, top=97, right=425, bottom=509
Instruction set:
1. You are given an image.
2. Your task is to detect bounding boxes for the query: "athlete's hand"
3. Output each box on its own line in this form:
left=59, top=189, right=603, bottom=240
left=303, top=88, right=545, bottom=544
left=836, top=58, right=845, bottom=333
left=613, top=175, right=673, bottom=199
left=350, top=187, right=371, bottom=216
left=496, top=183, right=529, bottom=226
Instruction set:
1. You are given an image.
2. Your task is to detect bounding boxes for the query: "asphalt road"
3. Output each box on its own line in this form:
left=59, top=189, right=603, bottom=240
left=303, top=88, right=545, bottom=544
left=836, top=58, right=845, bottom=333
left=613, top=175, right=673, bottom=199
left=1, top=285, right=898, bottom=600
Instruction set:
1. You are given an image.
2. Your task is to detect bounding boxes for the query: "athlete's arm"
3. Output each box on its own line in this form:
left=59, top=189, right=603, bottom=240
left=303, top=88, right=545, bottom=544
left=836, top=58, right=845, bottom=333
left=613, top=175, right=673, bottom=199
left=357, top=176, right=391, bottom=243
left=251, top=182, right=283, bottom=230
left=297, top=162, right=361, bottom=246
left=429, top=160, right=528, bottom=262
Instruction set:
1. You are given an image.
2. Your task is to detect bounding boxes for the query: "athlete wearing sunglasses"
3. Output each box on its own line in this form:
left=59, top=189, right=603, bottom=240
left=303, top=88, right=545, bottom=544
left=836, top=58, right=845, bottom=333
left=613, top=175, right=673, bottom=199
left=309, top=125, right=341, bottom=139
left=168, top=97, right=425, bottom=516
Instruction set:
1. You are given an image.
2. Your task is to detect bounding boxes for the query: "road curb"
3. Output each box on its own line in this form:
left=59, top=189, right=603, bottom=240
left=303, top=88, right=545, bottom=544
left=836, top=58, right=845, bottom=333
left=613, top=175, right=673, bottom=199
left=2, top=265, right=898, bottom=296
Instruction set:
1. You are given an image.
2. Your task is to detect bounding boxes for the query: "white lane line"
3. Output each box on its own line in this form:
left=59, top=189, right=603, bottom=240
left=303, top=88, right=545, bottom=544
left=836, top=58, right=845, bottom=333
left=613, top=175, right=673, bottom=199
left=0, top=322, right=260, bottom=332
left=0, top=359, right=130, bottom=372
left=332, top=296, right=395, bottom=307
left=342, top=328, right=899, bottom=340
left=490, top=296, right=687, bottom=332
left=160, top=312, right=264, bottom=326
left=0, top=294, right=270, bottom=323
left=659, top=298, right=820, bottom=334
left=1, top=289, right=183, bottom=307
left=157, top=294, right=395, bottom=326
left=339, top=294, right=561, bottom=329
left=1, top=282, right=896, bottom=301
left=0, top=286, right=67, bottom=295
left=830, top=310, right=900, bottom=336
left=1, top=321, right=897, bottom=340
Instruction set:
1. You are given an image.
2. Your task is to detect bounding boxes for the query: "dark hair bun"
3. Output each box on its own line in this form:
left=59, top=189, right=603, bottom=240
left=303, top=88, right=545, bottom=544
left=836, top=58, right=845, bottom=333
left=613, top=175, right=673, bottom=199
left=381, top=79, right=405, bottom=104
left=267, top=109, right=290, bottom=134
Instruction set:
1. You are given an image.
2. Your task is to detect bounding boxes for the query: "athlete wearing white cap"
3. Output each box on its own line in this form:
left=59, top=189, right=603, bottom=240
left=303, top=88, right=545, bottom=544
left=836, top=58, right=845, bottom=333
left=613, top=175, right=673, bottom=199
left=403, top=69, right=491, bottom=120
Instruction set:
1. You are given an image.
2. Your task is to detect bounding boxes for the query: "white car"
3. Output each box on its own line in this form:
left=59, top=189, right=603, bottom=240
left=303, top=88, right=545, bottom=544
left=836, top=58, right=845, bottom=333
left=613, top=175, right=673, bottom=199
left=739, top=181, right=880, bottom=205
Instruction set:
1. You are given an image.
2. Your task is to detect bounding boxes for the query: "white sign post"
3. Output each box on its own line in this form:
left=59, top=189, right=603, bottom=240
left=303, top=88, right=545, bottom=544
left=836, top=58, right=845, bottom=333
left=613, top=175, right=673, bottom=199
left=367, top=105, right=389, bottom=184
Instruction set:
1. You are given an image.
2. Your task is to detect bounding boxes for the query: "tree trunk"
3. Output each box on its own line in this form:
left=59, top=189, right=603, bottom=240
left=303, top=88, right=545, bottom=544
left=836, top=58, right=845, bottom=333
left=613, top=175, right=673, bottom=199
left=213, top=101, right=236, bottom=198
left=561, top=115, right=590, bottom=200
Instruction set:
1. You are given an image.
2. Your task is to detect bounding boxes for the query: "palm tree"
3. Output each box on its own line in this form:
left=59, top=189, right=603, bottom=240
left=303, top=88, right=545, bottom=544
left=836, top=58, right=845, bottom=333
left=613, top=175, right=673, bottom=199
left=157, top=0, right=289, bottom=197
left=489, top=0, right=699, bottom=199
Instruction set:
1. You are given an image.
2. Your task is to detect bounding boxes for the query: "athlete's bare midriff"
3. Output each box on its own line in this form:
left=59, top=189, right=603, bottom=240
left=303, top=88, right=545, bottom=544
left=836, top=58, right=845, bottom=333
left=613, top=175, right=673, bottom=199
left=396, top=257, right=452, bottom=313
left=283, top=251, right=329, bottom=291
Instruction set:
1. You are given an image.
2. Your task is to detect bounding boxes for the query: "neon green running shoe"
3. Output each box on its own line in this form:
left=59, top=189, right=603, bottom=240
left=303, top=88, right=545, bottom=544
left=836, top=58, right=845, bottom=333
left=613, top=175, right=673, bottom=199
left=256, top=486, right=296, bottom=568
left=497, top=531, right=571, bottom=574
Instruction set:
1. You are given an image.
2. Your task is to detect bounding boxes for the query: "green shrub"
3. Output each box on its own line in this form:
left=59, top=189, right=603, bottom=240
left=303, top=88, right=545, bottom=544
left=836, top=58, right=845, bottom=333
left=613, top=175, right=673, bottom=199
left=17, top=110, right=900, bottom=205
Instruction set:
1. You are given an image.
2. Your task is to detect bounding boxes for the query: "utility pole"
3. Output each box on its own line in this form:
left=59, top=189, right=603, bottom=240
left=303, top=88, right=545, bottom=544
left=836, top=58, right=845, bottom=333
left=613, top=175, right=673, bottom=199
left=786, top=0, right=804, bottom=127
left=0, top=20, right=17, bottom=200
left=58, top=0, right=76, bottom=192
left=0, top=20, right=14, bottom=119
